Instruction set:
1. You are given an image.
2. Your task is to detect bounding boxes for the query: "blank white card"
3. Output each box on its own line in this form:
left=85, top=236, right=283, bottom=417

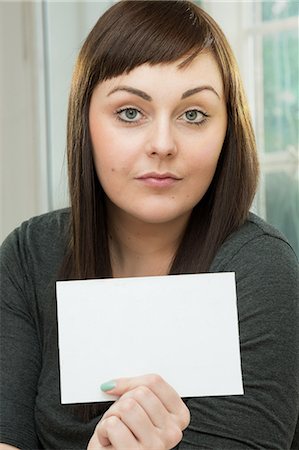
left=56, top=272, right=243, bottom=404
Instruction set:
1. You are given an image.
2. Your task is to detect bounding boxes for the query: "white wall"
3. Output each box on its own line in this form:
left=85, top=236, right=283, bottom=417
left=0, top=2, right=48, bottom=243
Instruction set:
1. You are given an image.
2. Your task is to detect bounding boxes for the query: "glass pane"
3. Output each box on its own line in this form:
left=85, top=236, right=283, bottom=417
left=263, top=29, right=299, bottom=153
left=265, top=172, right=299, bottom=257
left=262, top=0, right=299, bottom=21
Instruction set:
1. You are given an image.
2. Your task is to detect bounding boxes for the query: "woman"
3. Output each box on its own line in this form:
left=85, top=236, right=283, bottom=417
left=0, top=1, right=298, bottom=449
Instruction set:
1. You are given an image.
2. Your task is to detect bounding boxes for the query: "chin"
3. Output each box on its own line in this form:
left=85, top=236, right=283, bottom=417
left=130, top=208, right=191, bottom=226
left=108, top=198, right=194, bottom=226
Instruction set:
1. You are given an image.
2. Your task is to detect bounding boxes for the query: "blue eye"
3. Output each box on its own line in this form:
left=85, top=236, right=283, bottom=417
left=182, top=109, right=208, bottom=125
left=116, top=108, right=142, bottom=123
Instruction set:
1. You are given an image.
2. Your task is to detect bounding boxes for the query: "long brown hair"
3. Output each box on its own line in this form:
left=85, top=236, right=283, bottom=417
left=62, top=0, right=259, bottom=420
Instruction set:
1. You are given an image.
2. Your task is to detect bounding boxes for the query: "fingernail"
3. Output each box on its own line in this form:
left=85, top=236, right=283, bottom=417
left=101, top=380, right=116, bottom=392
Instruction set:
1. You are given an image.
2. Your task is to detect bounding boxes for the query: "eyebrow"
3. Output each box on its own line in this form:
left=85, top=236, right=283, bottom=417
left=107, top=85, right=220, bottom=101
left=108, top=86, right=152, bottom=101
left=181, top=86, right=220, bottom=99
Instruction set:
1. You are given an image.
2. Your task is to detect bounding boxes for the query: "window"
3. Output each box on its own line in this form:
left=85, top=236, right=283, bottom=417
left=246, top=1, right=299, bottom=256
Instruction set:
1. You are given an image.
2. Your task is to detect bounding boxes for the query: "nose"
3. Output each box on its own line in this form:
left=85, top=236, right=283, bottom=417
left=146, top=119, right=177, bottom=159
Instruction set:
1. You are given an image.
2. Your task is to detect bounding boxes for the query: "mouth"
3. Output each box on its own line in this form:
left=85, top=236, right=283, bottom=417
left=136, top=172, right=182, bottom=188
left=137, top=172, right=181, bottom=180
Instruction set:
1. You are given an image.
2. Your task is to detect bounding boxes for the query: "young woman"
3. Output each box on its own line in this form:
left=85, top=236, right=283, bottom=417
left=1, top=1, right=298, bottom=449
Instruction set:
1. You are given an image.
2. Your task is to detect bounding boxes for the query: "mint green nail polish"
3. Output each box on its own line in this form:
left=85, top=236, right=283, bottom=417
left=101, top=380, right=116, bottom=392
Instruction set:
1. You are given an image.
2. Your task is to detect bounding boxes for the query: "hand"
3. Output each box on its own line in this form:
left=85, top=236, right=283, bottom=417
left=87, top=374, right=190, bottom=450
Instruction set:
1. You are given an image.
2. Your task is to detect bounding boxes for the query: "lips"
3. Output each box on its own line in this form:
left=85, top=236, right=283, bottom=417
left=137, top=172, right=181, bottom=180
left=136, top=172, right=182, bottom=188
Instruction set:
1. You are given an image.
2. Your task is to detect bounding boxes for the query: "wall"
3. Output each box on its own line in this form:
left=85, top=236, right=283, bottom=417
left=0, top=2, right=48, bottom=242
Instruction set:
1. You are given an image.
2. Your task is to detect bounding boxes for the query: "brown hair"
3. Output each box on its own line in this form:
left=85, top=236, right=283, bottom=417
left=62, top=0, right=258, bottom=420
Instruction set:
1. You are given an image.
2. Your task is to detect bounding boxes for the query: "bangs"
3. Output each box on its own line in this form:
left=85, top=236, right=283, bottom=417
left=84, top=1, right=214, bottom=81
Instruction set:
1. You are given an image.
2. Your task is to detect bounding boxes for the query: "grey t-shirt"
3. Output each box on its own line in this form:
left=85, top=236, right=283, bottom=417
left=0, top=209, right=298, bottom=449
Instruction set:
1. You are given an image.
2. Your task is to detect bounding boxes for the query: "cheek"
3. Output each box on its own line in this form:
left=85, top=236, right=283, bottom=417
left=91, top=121, right=139, bottom=169
left=93, top=153, right=122, bottom=194
left=188, top=140, right=222, bottom=178
left=91, top=127, right=122, bottom=178
left=91, top=138, right=134, bottom=196
left=201, top=125, right=225, bottom=166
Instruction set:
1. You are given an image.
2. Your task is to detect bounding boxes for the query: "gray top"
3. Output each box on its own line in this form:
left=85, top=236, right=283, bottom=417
left=0, top=209, right=298, bottom=449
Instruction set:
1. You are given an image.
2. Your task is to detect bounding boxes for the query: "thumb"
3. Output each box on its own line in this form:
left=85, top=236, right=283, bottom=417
left=100, top=377, right=130, bottom=396
left=100, top=373, right=164, bottom=396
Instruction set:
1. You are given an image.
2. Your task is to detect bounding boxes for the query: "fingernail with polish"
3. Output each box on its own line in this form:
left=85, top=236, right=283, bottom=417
left=101, top=380, right=116, bottom=392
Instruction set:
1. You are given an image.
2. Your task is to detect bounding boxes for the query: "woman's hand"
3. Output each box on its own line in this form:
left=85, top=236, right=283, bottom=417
left=87, top=374, right=190, bottom=450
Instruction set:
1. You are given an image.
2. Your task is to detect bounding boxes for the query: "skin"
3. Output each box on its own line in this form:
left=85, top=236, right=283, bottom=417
left=87, top=375, right=190, bottom=450
left=89, top=51, right=227, bottom=278
left=87, top=52, right=228, bottom=449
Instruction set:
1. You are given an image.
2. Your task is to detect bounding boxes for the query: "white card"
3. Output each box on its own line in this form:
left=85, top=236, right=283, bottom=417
left=56, top=272, right=243, bottom=404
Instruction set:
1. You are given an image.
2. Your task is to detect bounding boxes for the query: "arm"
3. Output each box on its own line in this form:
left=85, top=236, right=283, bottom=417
left=0, top=230, right=41, bottom=449
left=180, top=235, right=299, bottom=448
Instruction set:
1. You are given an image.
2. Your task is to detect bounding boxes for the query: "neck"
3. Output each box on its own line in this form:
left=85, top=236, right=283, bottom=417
left=107, top=208, right=189, bottom=278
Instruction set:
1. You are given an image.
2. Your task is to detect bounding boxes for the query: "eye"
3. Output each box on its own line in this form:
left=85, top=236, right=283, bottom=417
left=116, top=107, right=143, bottom=123
left=180, top=109, right=208, bottom=125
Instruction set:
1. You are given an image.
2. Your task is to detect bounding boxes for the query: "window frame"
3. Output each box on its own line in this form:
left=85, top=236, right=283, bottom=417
left=241, top=2, right=298, bottom=217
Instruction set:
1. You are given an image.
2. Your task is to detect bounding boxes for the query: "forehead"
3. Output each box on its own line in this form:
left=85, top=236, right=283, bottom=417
left=98, top=51, right=224, bottom=97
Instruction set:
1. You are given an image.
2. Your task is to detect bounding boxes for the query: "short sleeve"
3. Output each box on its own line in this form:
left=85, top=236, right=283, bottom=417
left=178, top=235, right=299, bottom=449
left=0, top=228, right=42, bottom=449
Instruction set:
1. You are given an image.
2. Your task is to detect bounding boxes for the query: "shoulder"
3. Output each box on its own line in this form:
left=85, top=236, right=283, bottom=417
left=0, top=208, right=70, bottom=273
left=211, top=212, right=298, bottom=274
left=211, top=212, right=298, bottom=319
left=1, top=208, right=69, bottom=244
left=212, top=214, right=298, bottom=346
left=19, top=207, right=70, bottom=241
